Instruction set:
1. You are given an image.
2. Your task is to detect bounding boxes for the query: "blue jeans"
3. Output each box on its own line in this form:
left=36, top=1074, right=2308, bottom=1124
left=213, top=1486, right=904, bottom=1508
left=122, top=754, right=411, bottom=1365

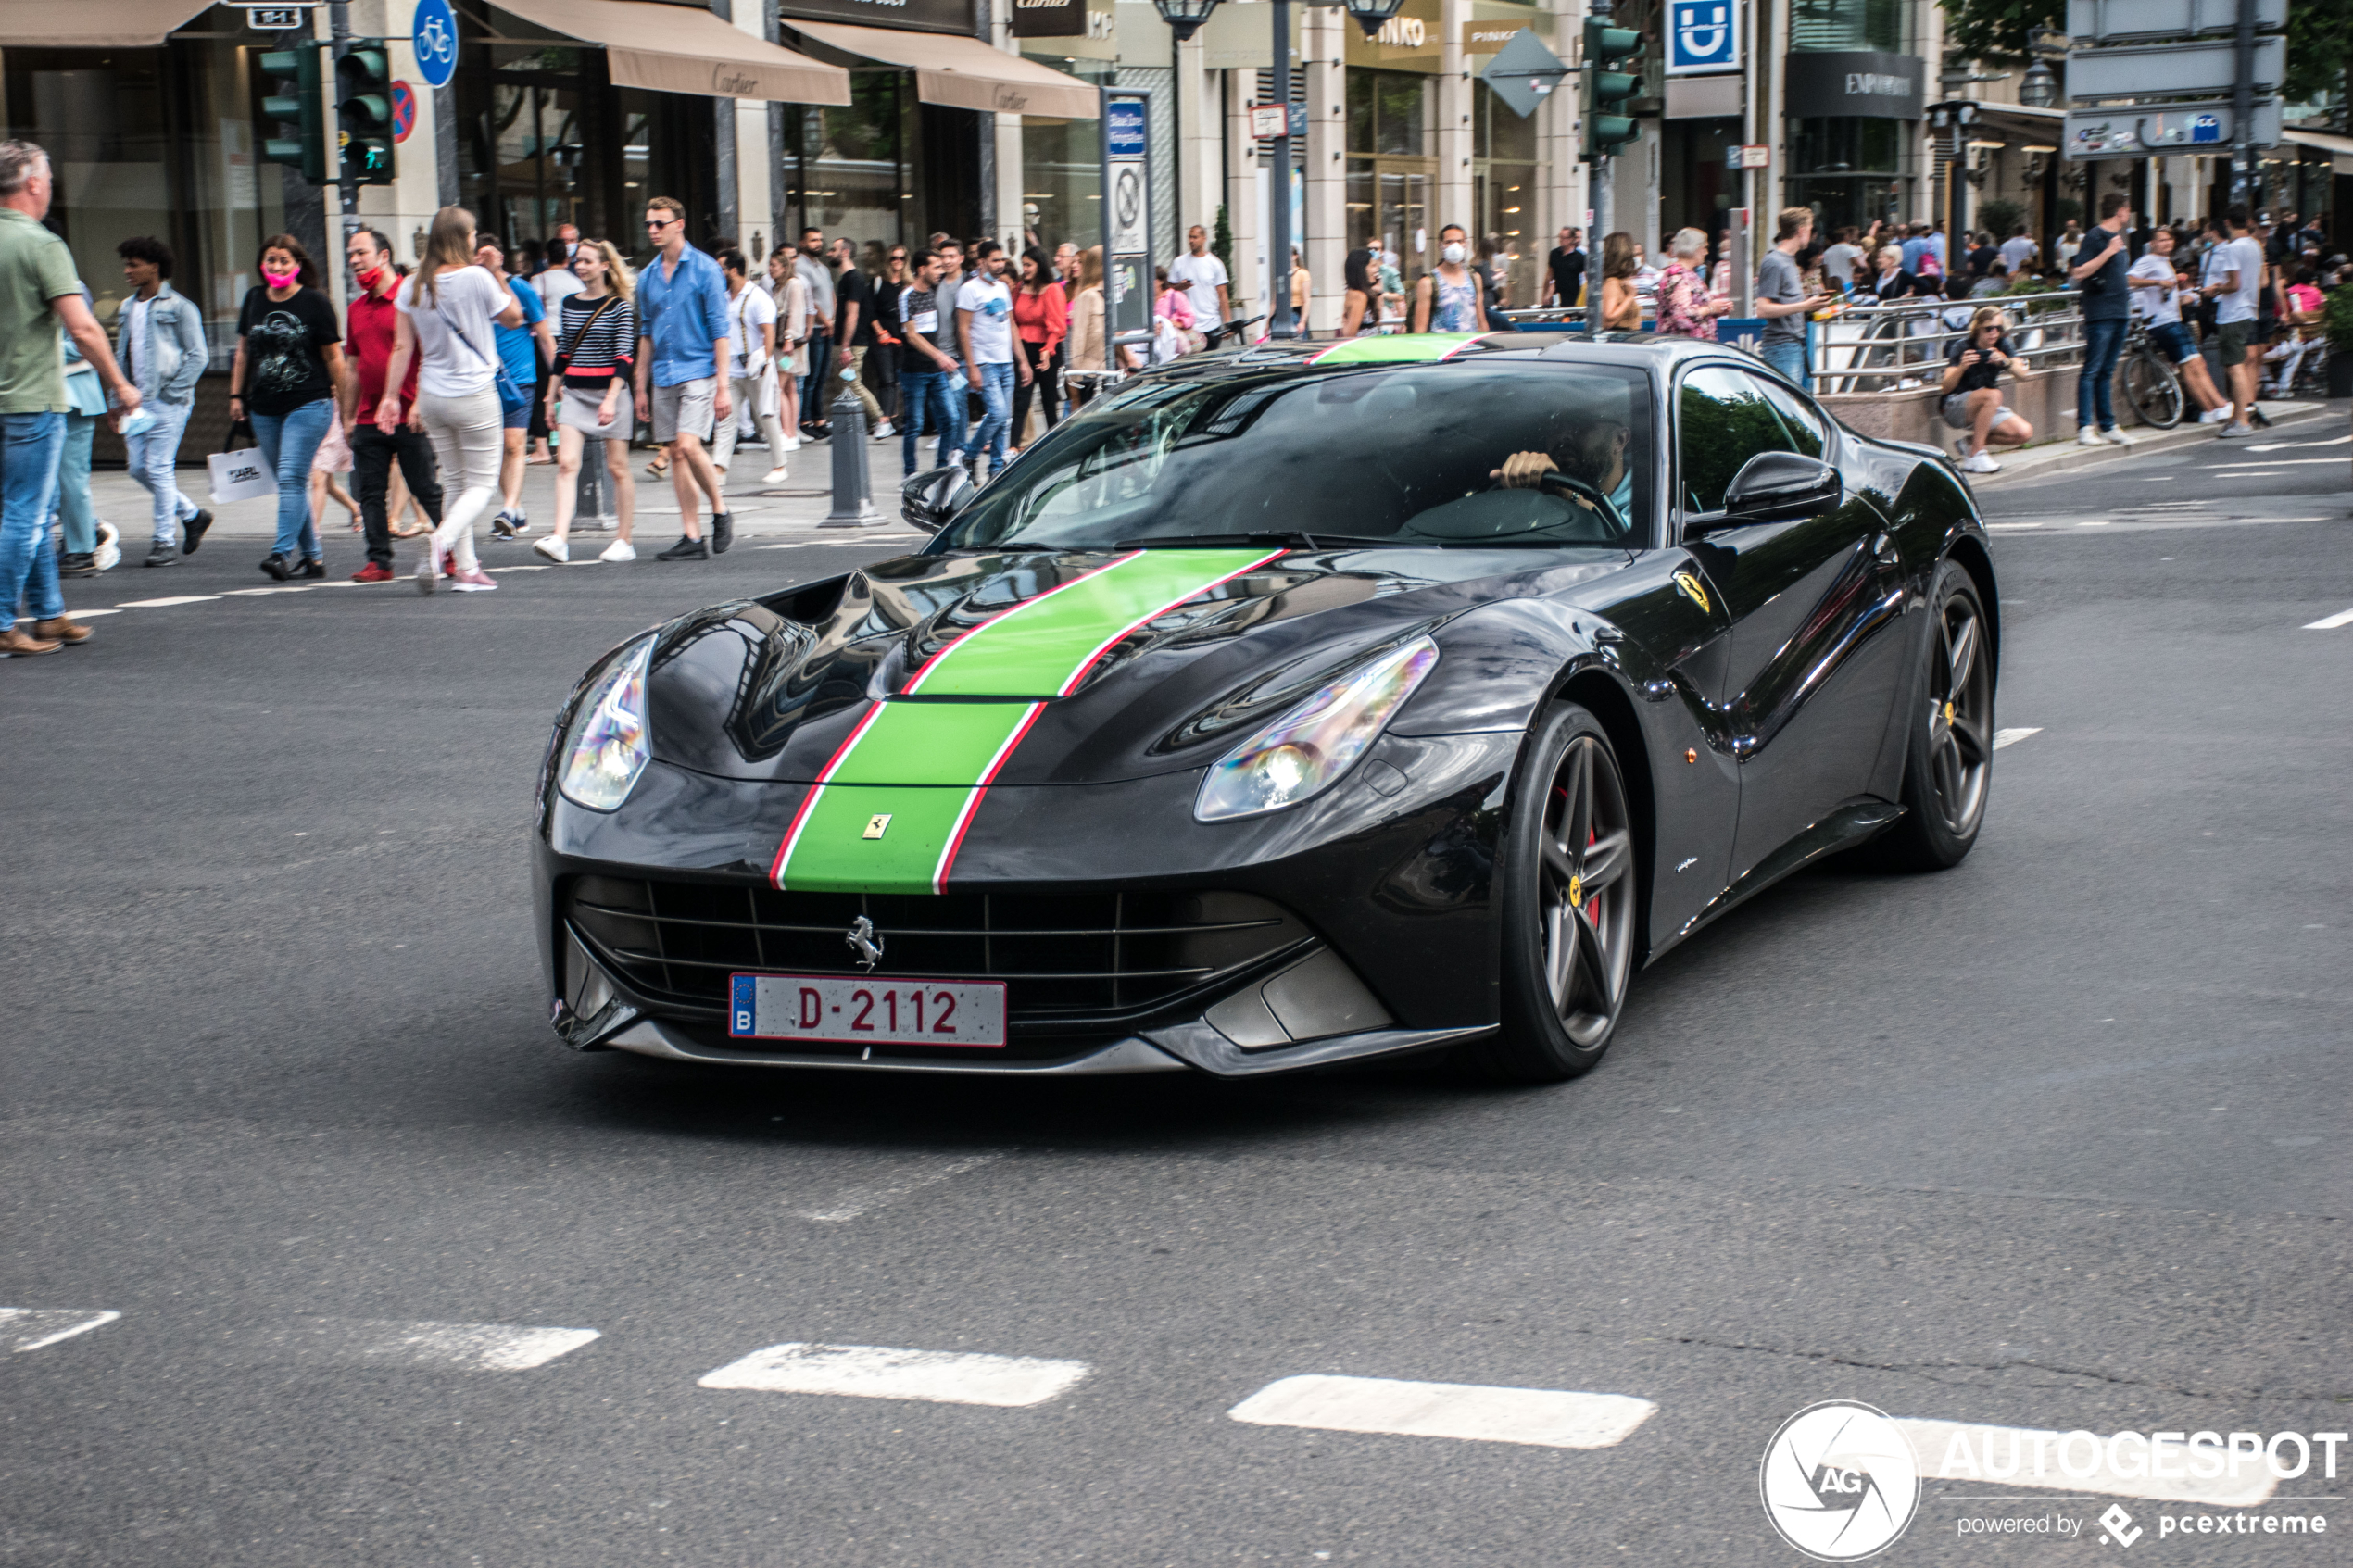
left=900, top=368, right=963, bottom=475
left=249, top=397, right=333, bottom=560
left=124, top=397, right=199, bottom=544
left=2079, top=317, right=2127, bottom=432
left=1759, top=338, right=1809, bottom=387
left=0, top=411, right=66, bottom=630
left=961, top=361, right=1014, bottom=468
left=799, top=332, right=830, bottom=420
left=53, top=412, right=98, bottom=555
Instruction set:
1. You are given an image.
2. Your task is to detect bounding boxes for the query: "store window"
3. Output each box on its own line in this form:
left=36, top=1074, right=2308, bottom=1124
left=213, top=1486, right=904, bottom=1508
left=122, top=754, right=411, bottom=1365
left=1472, top=81, right=1537, bottom=307
left=3, top=28, right=287, bottom=370
left=1786, top=117, right=1903, bottom=233
left=1789, top=0, right=1906, bottom=54
left=1346, top=69, right=1430, bottom=287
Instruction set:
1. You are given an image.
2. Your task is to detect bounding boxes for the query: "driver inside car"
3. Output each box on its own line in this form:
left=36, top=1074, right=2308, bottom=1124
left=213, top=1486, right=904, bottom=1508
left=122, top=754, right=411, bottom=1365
left=1491, top=418, right=1635, bottom=527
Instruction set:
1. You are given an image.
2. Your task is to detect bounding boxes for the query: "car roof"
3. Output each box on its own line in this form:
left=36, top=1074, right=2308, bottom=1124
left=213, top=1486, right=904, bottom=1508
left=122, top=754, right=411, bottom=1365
left=1127, top=331, right=1718, bottom=387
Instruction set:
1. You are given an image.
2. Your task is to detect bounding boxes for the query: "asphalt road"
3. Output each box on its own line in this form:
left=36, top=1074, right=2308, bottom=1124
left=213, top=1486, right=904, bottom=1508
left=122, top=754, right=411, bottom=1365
left=4, top=423, right=2349, bottom=1567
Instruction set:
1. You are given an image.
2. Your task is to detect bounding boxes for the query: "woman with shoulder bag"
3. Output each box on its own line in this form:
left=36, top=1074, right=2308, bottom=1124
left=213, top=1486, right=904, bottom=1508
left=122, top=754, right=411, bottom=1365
left=374, top=206, right=522, bottom=593
left=228, top=232, right=348, bottom=581
left=534, top=239, right=640, bottom=563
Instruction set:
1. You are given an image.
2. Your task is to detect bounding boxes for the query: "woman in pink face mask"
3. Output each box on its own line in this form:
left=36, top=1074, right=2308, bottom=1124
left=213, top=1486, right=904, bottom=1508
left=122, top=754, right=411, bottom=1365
left=228, top=234, right=348, bottom=580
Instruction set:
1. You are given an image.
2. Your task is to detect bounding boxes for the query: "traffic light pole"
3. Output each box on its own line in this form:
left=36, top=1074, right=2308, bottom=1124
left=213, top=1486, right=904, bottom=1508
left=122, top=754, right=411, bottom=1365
left=330, top=0, right=359, bottom=282
left=1583, top=0, right=1614, bottom=336
left=1268, top=0, right=1294, bottom=339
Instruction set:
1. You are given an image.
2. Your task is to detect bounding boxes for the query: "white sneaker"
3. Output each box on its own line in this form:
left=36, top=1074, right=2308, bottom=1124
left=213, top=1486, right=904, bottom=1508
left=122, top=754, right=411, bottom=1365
left=873, top=420, right=896, bottom=438
left=93, top=521, right=120, bottom=572
left=1961, top=450, right=2002, bottom=474
left=2198, top=406, right=2230, bottom=423
left=2101, top=427, right=2132, bottom=446
left=2076, top=425, right=2104, bottom=446
left=532, top=535, right=569, bottom=563
left=761, top=466, right=790, bottom=485
left=2216, top=421, right=2255, bottom=438
left=783, top=435, right=801, bottom=451
left=598, top=538, right=637, bottom=562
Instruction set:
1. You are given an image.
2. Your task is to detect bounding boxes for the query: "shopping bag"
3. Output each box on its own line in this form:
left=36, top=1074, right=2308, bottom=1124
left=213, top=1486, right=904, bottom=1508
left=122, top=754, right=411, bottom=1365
left=208, top=421, right=276, bottom=505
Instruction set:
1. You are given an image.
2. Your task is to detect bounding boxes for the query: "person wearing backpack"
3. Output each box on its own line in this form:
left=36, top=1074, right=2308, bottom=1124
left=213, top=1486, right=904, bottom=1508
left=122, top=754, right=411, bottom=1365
left=372, top=206, right=522, bottom=593
left=1411, top=224, right=1496, bottom=332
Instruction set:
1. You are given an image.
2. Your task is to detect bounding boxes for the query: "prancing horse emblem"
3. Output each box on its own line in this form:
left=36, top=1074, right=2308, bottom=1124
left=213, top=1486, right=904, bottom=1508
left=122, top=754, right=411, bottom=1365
left=1673, top=571, right=1712, bottom=614
left=845, top=916, right=885, bottom=972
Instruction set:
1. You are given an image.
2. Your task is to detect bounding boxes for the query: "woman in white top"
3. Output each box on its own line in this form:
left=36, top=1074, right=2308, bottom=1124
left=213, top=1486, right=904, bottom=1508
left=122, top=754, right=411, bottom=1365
left=766, top=250, right=809, bottom=450
left=375, top=207, right=522, bottom=593
left=714, top=248, right=791, bottom=486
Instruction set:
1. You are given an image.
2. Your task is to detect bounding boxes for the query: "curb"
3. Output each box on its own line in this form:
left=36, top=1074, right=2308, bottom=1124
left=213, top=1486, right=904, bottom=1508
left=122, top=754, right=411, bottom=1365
left=1970, top=400, right=2340, bottom=487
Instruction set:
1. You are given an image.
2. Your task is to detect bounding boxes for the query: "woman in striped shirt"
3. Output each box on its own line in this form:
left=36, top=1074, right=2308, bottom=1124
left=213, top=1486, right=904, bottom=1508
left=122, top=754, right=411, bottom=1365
left=534, top=239, right=639, bottom=563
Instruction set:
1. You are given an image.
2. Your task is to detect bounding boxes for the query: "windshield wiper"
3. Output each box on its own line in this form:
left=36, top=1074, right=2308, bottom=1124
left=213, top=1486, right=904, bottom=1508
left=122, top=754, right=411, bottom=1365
left=1112, top=531, right=1406, bottom=551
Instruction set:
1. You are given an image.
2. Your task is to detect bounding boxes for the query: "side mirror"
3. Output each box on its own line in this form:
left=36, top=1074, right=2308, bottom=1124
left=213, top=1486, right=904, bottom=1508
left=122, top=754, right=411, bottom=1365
left=900, top=466, right=975, bottom=533
left=1720, top=451, right=1841, bottom=520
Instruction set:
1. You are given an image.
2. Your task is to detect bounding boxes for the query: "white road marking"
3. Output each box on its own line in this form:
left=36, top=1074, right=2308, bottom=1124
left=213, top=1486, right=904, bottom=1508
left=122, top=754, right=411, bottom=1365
left=1985, top=522, right=2043, bottom=532
left=698, top=1343, right=1090, bottom=1407
left=63, top=608, right=121, bottom=619
left=2305, top=608, right=2353, bottom=630
left=2246, top=434, right=2352, bottom=451
left=2077, top=519, right=2110, bottom=527
left=1, top=1308, right=120, bottom=1352
left=222, top=585, right=321, bottom=596
left=1897, top=1420, right=2275, bottom=1507
left=1227, top=1374, right=1656, bottom=1450
left=256, top=1317, right=599, bottom=1371
left=1993, top=727, right=2041, bottom=749
left=2208, top=458, right=2349, bottom=470
left=797, top=1151, right=1009, bottom=1223
left=115, top=595, right=220, bottom=608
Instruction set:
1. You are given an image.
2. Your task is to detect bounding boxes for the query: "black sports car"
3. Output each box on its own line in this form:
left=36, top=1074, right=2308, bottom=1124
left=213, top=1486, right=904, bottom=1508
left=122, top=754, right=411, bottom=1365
left=535, top=332, right=1997, bottom=1083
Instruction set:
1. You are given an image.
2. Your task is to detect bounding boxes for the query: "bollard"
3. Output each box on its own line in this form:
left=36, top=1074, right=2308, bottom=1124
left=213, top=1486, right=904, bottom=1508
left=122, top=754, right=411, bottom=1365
left=818, top=369, right=878, bottom=528
left=576, top=448, right=610, bottom=533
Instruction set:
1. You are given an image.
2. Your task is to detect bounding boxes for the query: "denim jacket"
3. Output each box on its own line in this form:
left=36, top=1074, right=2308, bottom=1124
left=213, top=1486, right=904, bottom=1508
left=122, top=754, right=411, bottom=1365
left=115, top=281, right=210, bottom=405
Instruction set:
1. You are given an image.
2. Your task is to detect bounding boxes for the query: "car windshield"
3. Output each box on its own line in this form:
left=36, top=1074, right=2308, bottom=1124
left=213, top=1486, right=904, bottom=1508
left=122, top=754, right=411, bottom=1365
left=934, top=361, right=1653, bottom=552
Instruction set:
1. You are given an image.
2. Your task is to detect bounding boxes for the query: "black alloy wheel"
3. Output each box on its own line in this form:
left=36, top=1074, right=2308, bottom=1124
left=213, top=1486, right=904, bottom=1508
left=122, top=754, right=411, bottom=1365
left=1470, top=701, right=1640, bottom=1084
left=1875, top=559, right=1994, bottom=871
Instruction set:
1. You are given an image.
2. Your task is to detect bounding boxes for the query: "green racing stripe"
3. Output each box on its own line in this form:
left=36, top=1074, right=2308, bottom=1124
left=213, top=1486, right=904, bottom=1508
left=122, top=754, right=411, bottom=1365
left=768, top=547, right=1283, bottom=895
left=1307, top=332, right=1484, bottom=367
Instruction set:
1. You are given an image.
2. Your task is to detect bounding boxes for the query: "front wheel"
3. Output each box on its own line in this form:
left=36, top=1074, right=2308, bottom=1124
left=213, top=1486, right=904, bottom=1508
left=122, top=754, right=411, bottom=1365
left=1872, top=560, right=1994, bottom=871
left=1464, top=701, right=1640, bottom=1084
left=2122, top=347, right=2183, bottom=430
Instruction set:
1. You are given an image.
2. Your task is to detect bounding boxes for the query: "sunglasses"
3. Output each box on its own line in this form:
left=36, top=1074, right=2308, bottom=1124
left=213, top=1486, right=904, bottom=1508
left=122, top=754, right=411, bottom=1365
left=645, top=217, right=679, bottom=230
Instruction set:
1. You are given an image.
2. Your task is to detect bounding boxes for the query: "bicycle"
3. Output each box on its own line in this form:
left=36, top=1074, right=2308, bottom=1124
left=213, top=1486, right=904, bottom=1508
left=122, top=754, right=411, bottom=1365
left=2119, top=319, right=2185, bottom=430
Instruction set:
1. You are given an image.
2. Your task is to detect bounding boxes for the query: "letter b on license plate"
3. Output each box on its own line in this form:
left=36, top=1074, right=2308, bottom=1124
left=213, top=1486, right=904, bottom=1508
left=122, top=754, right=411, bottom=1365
left=729, top=973, right=1007, bottom=1047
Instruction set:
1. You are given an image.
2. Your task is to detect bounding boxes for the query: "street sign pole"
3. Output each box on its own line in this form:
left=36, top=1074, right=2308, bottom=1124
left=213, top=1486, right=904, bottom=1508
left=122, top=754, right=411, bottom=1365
left=1268, top=0, right=1294, bottom=338
left=1101, top=88, right=1155, bottom=369
left=330, top=0, right=356, bottom=284
left=2231, top=0, right=2255, bottom=206
left=1584, top=0, right=1612, bottom=335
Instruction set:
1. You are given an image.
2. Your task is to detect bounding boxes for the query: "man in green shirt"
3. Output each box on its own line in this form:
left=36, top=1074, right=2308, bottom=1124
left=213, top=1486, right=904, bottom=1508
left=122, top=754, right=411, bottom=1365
left=0, top=139, right=140, bottom=656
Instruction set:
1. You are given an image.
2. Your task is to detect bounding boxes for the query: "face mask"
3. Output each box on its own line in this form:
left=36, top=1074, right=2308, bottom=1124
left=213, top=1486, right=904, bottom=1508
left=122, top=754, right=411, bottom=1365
left=262, top=263, right=298, bottom=286
left=354, top=261, right=386, bottom=292
left=1441, top=244, right=1466, bottom=266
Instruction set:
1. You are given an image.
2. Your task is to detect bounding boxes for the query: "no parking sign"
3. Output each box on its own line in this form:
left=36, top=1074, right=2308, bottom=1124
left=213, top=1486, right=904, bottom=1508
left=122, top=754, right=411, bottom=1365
left=390, top=81, right=418, bottom=143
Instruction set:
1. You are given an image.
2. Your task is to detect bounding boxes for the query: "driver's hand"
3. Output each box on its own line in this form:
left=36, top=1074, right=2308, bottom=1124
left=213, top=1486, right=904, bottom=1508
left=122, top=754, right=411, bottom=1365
left=1491, top=451, right=1558, bottom=490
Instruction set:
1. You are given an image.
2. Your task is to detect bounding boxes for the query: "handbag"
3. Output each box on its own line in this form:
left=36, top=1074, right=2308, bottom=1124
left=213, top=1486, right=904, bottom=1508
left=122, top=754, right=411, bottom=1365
left=207, top=418, right=276, bottom=504
left=440, top=284, right=529, bottom=418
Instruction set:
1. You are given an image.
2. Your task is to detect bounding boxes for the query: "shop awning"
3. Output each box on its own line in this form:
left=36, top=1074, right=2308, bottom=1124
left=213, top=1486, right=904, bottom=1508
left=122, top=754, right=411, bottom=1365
left=788, top=20, right=1099, bottom=119
left=1, top=0, right=213, bottom=47
left=497, top=0, right=850, bottom=104
left=2283, top=127, right=2353, bottom=157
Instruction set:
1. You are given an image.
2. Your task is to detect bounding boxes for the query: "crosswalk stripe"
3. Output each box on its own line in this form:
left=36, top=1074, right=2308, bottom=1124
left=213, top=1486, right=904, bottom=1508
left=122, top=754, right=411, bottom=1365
left=2303, top=607, right=2353, bottom=630
left=698, top=1342, right=1090, bottom=1407
left=114, top=595, right=219, bottom=608
left=1227, top=1374, right=1656, bottom=1449
left=1, top=1308, right=120, bottom=1352
left=1896, top=1420, right=2277, bottom=1507
left=1993, top=727, right=2041, bottom=749
left=250, top=1318, right=600, bottom=1372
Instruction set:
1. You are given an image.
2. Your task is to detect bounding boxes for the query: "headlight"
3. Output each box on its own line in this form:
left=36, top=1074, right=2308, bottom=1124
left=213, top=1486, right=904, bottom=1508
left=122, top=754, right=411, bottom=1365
left=557, top=636, right=655, bottom=810
left=1194, top=636, right=1439, bottom=821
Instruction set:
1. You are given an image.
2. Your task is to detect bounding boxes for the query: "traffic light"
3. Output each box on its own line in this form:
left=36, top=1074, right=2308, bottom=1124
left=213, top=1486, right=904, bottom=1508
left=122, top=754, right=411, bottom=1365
left=1580, top=19, right=1642, bottom=162
left=336, top=43, right=396, bottom=185
left=257, top=44, right=329, bottom=183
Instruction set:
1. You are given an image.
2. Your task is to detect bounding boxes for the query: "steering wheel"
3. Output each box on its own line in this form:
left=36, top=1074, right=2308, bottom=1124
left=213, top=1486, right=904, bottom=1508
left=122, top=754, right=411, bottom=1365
left=1531, top=469, right=1629, bottom=538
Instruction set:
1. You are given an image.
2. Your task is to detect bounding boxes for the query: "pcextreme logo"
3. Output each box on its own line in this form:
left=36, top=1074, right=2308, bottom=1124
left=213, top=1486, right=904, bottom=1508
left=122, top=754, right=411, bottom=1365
left=1760, top=1400, right=1922, bottom=1560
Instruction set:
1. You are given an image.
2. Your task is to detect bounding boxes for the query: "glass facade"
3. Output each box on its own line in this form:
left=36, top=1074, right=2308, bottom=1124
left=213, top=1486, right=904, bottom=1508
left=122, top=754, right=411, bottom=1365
left=1344, top=69, right=1431, bottom=271
left=1472, top=81, right=1537, bottom=307
left=1785, top=116, right=1905, bottom=233
left=774, top=73, right=981, bottom=254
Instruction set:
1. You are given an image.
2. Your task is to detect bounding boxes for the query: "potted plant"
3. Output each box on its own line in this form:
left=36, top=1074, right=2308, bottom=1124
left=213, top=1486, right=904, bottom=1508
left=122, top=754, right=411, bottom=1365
left=2325, top=283, right=2353, bottom=397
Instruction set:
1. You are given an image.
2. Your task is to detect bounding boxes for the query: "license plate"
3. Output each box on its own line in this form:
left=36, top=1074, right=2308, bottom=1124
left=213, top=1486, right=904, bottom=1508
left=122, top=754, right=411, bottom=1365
left=728, top=973, right=1007, bottom=1047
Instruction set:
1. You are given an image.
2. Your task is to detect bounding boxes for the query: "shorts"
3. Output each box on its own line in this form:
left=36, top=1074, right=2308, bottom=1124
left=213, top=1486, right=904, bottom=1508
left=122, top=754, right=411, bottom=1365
left=1940, top=390, right=2020, bottom=431
left=559, top=383, right=634, bottom=440
left=2216, top=319, right=2256, bottom=366
left=502, top=393, right=534, bottom=431
left=309, top=415, right=352, bottom=474
left=652, top=377, right=715, bottom=443
left=2146, top=320, right=2197, bottom=365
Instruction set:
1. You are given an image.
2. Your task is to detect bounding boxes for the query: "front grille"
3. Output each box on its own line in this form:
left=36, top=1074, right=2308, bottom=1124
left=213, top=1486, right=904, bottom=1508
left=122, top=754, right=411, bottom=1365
left=564, top=877, right=1312, bottom=1035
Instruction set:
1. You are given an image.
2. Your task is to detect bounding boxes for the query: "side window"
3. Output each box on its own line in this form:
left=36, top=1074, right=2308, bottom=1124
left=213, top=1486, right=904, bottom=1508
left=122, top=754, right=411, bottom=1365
left=1677, top=366, right=1793, bottom=514
left=1754, top=377, right=1827, bottom=458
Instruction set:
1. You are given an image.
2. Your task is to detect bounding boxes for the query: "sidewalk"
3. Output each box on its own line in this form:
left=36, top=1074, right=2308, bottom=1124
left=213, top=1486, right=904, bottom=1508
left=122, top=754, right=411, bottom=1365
left=1969, top=398, right=2342, bottom=487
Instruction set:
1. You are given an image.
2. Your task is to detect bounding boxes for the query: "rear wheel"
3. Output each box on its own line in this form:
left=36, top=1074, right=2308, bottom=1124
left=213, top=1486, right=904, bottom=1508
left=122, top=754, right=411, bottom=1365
left=1465, top=701, right=1639, bottom=1084
left=2123, top=346, right=2184, bottom=429
left=1872, top=560, right=1994, bottom=871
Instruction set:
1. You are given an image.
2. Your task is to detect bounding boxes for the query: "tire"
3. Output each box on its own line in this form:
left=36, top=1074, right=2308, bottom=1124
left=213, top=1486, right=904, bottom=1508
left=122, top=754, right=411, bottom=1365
left=2122, top=348, right=2183, bottom=430
left=1463, top=701, right=1640, bottom=1084
left=1872, top=559, right=1994, bottom=872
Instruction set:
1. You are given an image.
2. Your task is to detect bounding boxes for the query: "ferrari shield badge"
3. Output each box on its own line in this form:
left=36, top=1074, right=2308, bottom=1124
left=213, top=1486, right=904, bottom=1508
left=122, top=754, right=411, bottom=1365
left=1673, top=571, right=1711, bottom=614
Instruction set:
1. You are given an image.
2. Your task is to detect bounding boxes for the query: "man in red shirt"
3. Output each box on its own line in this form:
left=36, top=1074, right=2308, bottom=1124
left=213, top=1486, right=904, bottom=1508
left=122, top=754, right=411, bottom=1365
left=341, top=227, right=443, bottom=583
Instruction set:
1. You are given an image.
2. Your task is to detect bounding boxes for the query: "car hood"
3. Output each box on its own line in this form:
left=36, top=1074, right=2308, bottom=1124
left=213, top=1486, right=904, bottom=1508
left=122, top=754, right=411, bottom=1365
left=643, top=544, right=1630, bottom=786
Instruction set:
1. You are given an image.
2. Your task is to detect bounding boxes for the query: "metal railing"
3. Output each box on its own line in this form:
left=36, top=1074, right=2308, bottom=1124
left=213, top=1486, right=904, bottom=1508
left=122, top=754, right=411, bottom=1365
left=1809, top=289, right=2089, bottom=396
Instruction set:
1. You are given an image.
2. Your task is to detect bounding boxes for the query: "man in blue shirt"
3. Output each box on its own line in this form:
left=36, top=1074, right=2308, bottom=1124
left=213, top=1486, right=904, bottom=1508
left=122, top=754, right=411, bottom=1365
left=634, top=195, right=734, bottom=560
left=477, top=238, right=554, bottom=537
